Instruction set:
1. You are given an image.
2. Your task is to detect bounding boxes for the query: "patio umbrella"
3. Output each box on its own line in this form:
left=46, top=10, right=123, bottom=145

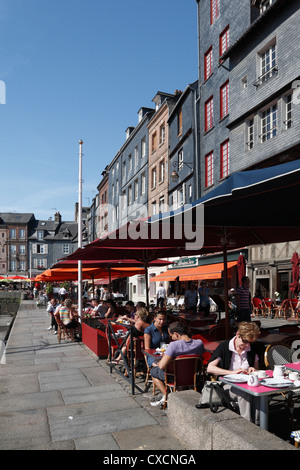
left=237, top=254, right=246, bottom=286
left=290, top=252, right=300, bottom=297
left=6, top=275, right=29, bottom=281
left=64, top=160, right=300, bottom=333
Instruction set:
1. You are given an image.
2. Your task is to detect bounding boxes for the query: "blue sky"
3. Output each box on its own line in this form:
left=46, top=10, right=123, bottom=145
left=0, top=0, right=198, bottom=221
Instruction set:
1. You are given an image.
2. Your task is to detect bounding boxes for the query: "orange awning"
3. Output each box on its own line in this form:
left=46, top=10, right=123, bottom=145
left=150, top=261, right=237, bottom=282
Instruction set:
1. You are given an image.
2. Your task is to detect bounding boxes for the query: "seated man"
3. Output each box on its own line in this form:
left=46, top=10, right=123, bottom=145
left=150, top=322, right=204, bottom=407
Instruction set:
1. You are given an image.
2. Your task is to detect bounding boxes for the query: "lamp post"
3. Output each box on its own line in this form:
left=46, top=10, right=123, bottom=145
left=78, top=140, right=83, bottom=318
left=170, top=161, right=194, bottom=183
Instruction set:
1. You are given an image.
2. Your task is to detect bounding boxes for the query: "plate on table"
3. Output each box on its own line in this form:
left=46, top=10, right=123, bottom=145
left=260, top=378, right=293, bottom=388
left=223, top=374, right=249, bottom=383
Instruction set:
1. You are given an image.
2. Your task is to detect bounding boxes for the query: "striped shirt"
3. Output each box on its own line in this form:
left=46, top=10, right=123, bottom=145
left=236, top=285, right=251, bottom=309
left=58, top=307, right=71, bottom=326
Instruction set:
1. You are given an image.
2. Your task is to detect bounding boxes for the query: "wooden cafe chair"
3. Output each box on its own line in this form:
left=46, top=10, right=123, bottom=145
left=162, top=355, right=203, bottom=409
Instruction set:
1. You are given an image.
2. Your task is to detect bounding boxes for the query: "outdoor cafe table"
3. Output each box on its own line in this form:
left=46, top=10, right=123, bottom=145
left=107, top=319, right=144, bottom=395
left=220, top=371, right=297, bottom=430
left=286, top=362, right=300, bottom=372
left=255, top=333, right=290, bottom=345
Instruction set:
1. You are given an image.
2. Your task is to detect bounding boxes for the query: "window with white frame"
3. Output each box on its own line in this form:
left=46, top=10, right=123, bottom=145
left=260, top=103, right=277, bottom=142
left=178, top=150, right=183, bottom=170
left=122, top=161, right=126, bottom=181
left=159, top=196, right=165, bottom=213
left=246, top=118, right=255, bottom=150
left=141, top=172, right=146, bottom=195
left=159, top=123, right=165, bottom=145
left=128, top=154, right=132, bottom=172
left=37, top=230, right=44, bottom=240
left=220, top=139, right=229, bottom=179
left=19, top=229, right=25, bottom=239
left=141, top=137, right=146, bottom=158
left=219, top=25, right=229, bottom=56
left=220, top=80, right=229, bottom=118
left=134, top=179, right=139, bottom=201
left=20, top=260, right=26, bottom=271
left=159, top=160, right=165, bottom=182
left=259, top=41, right=277, bottom=83
left=151, top=167, right=156, bottom=189
left=63, top=244, right=69, bottom=254
left=10, top=229, right=16, bottom=239
left=20, top=245, right=26, bottom=255
left=204, top=46, right=213, bottom=81
left=10, top=245, right=16, bottom=255
left=210, top=0, right=220, bottom=24
left=151, top=201, right=157, bottom=215
left=205, top=151, right=214, bottom=188
left=284, top=93, right=293, bottom=130
left=205, top=96, right=214, bottom=132
left=128, top=185, right=132, bottom=205
left=134, top=146, right=139, bottom=165
left=10, top=260, right=17, bottom=271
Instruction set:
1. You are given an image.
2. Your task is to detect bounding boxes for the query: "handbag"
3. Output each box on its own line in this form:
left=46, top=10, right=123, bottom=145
left=195, top=381, right=235, bottom=413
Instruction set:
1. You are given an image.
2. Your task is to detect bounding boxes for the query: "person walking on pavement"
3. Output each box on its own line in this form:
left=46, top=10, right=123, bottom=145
left=236, top=276, right=252, bottom=322
left=156, top=282, right=166, bottom=309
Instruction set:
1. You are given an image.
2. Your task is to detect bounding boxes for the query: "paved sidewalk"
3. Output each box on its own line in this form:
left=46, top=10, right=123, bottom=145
left=0, top=301, right=186, bottom=450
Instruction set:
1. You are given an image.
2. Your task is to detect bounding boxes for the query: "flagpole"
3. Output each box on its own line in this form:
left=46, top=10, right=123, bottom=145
left=78, top=140, right=83, bottom=318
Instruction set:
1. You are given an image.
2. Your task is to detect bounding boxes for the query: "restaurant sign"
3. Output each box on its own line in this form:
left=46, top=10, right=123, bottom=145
left=173, top=257, right=199, bottom=268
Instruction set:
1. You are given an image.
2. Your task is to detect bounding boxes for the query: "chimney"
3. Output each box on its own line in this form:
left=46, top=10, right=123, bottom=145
left=54, top=211, right=62, bottom=223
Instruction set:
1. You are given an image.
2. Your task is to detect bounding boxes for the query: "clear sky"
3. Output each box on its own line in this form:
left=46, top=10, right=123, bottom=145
left=0, top=0, right=198, bottom=221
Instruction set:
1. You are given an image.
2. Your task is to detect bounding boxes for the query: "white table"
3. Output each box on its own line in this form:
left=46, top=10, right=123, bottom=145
left=220, top=372, right=295, bottom=430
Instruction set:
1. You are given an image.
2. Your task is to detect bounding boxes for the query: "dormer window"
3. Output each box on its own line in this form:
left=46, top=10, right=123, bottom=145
left=37, top=230, right=43, bottom=240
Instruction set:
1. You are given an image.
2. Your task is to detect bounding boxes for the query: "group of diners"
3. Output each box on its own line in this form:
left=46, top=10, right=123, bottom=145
left=47, top=296, right=266, bottom=425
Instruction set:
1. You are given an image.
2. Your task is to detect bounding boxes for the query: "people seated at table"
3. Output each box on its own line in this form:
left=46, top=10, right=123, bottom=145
left=110, top=307, right=150, bottom=365
left=184, top=283, right=198, bottom=315
left=104, top=298, right=117, bottom=319
left=144, top=311, right=170, bottom=368
left=55, top=298, right=81, bottom=338
left=150, top=322, right=205, bottom=407
left=206, top=321, right=261, bottom=424
left=46, top=298, right=61, bottom=334
left=121, top=300, right=136, bottom=322
left=84, top=298, right=109, bottom=319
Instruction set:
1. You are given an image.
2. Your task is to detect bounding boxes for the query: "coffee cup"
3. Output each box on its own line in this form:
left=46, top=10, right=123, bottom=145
left=247, top=373, right=260, bottom=387
left=258, top=370, right=267, bottom=379
left=289, top=372, right=299, bottom=381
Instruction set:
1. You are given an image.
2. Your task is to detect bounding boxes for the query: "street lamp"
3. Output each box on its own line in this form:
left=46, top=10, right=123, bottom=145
left=170, top=161, right=194, bottom=183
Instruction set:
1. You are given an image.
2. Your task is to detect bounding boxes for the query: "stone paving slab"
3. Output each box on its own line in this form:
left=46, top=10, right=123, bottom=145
left=48, top=407, right=158, bottom=442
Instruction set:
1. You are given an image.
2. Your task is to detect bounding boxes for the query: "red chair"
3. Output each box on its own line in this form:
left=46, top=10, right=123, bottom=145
left=163, top=355, right=203, bottom=409
left=192, top=334, right=211, bottom=366
left=290, top=299, right=299, bottom=319
left=274, top=299, right=291, bottom=319
left=263, top=298, right=274, bottom=317
left=252, top=297, right=267, bottom=317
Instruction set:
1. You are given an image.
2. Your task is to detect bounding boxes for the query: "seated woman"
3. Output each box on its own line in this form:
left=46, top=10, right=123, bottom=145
left=110, top=307, right=150, bottom=364
left=144, top=311, right=170, bottom=368
left=207, top=321, right=261, bottom=424
left=55, top=298, right=81, bottom=337
left=104, top=298, right=117, bottom=319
